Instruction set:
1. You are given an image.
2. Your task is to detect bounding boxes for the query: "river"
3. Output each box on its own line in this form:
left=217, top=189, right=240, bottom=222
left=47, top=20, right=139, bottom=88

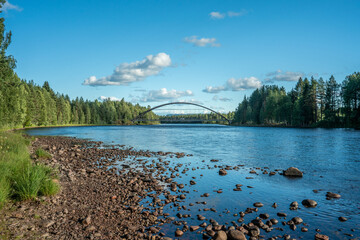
left=25, top=124, right=360, bottom=239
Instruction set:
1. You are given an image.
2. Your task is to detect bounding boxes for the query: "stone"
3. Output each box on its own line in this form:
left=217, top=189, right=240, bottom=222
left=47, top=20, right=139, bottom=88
left=213, top=230, right=227, bottom=240
left=190, top=225, right=200, bottom=231
left=326, top=192, right=341, bottom=198
left=291, top=217, right=303, bottom=224
left=302, top=199, right=317, bottom=208
left=219, top=169, right=227, bottom=176
left=338, top=216, right=347, bottom=222
left=315, top=233, right=329, bottom=240
left=248, top=226, right=260, bottom=237
left=253, top=202, right=264, bottom=207
left=227, top=229, right=246, bottom=240
left=283, top=167, right=303, bottom=177
left=175, top=229, right=184, bottom=236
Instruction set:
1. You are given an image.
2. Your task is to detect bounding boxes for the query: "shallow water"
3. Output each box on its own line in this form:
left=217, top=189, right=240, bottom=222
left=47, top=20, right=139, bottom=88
left=25, top=124, right=360, bottom=239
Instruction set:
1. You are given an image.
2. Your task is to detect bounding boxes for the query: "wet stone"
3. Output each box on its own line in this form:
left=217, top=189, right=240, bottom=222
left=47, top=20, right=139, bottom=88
left=302, top=199, right=317, bottom=208
left=253, top=202, right=264, bottom=208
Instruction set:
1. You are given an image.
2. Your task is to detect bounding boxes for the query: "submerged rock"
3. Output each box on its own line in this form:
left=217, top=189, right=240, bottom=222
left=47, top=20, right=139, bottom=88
left=219, top=169, right=227, bottom=176
left=302, top=199, right=317, bottom=208
left=326, top=192, right=341, bottom=198
left=283, top=167, right=303, bottom=177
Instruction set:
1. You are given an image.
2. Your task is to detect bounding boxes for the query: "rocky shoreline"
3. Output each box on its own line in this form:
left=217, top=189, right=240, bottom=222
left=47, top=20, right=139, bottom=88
left=0, top=136, right=356, bottom=239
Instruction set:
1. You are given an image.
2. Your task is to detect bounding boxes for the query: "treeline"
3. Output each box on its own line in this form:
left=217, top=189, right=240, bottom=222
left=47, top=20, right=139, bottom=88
left=234, top=74, right=360, bottom=128
left=0, top=78, right=158, bottom=128
left=159, top=112, right=234, bottom=123
left=0, top=13, right=157, bottom=129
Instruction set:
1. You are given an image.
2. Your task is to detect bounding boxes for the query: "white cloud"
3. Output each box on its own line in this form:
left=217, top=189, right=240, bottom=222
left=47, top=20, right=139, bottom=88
left=264, top=70, right=303, bottom=83
left=98, top=96, right=122, bottom=101
left=210, top=10, right=247, bottom=19
left=203, top=77, right=261, bottom=93
left=83, top=53, right=172, bottom=86
left=227, top=10, right=248, bottom=17
left=1, top=1, right=22, bottom=12
left=184, top=36, right=220, bottom=47
left=226, top=77, right=262, bottom=91
left=212, top=95, right=232, bottom=102
left=203, top=86, right=226, bottom=93
left=139, top=88, right=193, bottom=102
left=209, top=11, right=225, bottom=19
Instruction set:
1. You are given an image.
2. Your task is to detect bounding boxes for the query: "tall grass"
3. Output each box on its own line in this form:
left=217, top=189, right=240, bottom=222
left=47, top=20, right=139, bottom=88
left=0, top=131, right=59, bottom=206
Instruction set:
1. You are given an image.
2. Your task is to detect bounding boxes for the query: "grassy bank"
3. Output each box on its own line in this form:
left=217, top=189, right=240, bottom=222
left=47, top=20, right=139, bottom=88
left=0, top=131, right=59, bottom=208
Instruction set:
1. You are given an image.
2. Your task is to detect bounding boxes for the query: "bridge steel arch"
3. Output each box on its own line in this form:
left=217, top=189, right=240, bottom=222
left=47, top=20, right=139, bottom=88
left=133, top=102, right=231, bottom=124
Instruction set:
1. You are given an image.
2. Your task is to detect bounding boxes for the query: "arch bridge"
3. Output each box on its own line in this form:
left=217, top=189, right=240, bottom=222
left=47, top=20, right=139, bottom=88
left=133, top=102, right=231, bottom=125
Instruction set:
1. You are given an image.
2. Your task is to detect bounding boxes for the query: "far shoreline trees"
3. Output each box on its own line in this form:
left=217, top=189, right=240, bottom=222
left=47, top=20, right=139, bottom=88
left=233, top=73, right=360, bottom=128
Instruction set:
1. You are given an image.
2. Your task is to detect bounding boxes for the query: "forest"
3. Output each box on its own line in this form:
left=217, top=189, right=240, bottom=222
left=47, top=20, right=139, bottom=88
left=233, top=74, right=360, bottom=128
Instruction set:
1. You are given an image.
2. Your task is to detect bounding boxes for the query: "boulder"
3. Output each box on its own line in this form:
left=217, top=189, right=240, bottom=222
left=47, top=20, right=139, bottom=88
left=227, top=229, right=246, bottom=240
left=283, top=167, right=303, bottom=177
left=302, top=199, right=317, bottom=208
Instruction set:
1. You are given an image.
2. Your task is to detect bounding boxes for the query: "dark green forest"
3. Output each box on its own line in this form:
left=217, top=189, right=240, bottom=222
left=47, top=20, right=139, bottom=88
left=0, top=13, right=157, bottom=129
left=233, top=74, right=360, bottom=128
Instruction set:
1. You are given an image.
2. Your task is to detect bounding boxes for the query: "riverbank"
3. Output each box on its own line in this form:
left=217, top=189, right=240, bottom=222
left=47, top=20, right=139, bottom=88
left=1, top=133, right=358, bottom=239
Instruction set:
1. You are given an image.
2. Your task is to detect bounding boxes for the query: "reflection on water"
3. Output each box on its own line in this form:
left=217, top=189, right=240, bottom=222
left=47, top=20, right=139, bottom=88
left=25, top=125, right=360, bottom=239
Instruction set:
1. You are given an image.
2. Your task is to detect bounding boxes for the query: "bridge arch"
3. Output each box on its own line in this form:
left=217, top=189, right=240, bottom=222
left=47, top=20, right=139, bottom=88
left=134, top=102, right=231, bottom=124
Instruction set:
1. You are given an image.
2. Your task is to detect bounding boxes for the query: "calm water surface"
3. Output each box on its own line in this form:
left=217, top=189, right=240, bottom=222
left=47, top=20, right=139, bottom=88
left=25, top=125, right=360, bottom=239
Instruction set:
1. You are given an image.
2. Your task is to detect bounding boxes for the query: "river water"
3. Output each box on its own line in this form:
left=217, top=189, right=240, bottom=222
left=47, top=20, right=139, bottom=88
left=25, top=124, right=360, bottom=239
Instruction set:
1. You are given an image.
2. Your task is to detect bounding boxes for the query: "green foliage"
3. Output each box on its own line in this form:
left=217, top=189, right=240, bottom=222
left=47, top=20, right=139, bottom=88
left=0, top=132, right=60, bottom=206
left=233, top=73, right=360, bottom=128
left=11, top=163, right=47, bottom=200
left=35, top=148, right=51, bottom=159
left=0, top=176, right=10, bottom=207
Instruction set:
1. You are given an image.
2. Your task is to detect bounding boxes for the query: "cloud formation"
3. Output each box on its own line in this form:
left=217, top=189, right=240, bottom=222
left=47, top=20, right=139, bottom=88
left=210, top=10, right=247, bottom=19
left=138, top=88, right=193, bottom=102
left=209, top=12, right=225, bottom=19
left=98, top=96, right=122, bottom=101
left=203, top=86, right=226, bottom=93
left=83, top=53, right=171, bottom=86
left=1, top=1, right=22, bottom=12
left=264, top=70, right=304, bottom=83
left=184, top=36, right=220, bottom=47
left=203, top=77, right=261, bottom=93
left=212, top=95, right=232, bottom=102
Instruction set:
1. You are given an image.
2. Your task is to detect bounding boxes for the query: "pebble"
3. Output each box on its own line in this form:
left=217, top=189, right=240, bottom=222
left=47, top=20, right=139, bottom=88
left=326, top=192, right=341, bottom=198
left=253, top=202, right=263, bottom=207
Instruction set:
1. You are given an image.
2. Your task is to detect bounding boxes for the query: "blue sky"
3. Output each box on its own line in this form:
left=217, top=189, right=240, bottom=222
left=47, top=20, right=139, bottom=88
left=2, top=0, right=360, bottom=113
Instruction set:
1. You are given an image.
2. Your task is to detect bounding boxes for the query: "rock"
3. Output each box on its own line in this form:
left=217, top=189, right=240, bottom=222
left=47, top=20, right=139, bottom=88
left=227, top=229, right=246, bottom=240
left=315, top=233, right=329, bottom=240
left=272, top=203, right=277, bottom=208
left=291, top=217, right=303, bottom=224
left=253, top=202, right=263, bottom=207
left=277, top=212, right=287, bottom=217
left=302, top=199, right=317, bottom=208
left=248, top=226, right=260, bottom=237
left=219, top=169, right=227, bottom=176
left=190, top=225, right=200, bottom=231
left=283, top=167, right=303, bottom=177
left=213, top=230, right=227, bottom=240
left=83, top=216, right=91, bottom=225
left=190, top=180, right=196, bottom=185
left=175, top=229, right=184, bottom=236
left=338, top=216, right=347, bottom=222
left=41, top=220, right=55, bottom=228
left=290, top=201, right=299, bottom=210
left=301, top=227, right=308, bottom=232
left=326, top=192, right=341, bottom=198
